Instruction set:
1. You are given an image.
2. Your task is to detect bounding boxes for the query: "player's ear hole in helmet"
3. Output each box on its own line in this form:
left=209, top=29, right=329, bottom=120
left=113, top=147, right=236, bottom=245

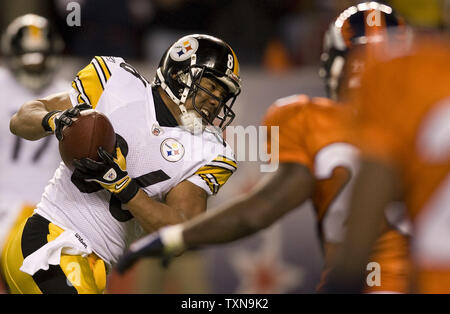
left=1, top=14, right=64, bottom=92
left=154, top=34, right=242, bottom=132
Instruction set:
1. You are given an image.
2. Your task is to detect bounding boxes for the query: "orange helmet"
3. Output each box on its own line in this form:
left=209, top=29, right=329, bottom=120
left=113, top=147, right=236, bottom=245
left=320, top=2, right=407, bottom=101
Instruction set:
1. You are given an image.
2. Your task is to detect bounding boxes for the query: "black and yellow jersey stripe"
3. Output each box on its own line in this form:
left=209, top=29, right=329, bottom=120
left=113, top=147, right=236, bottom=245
left=71, top=56, right=112, bottom=108
left=195, top=155, right=237, bottom=194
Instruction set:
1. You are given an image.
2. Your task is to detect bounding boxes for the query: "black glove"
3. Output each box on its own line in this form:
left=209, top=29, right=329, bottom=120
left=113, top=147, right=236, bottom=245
left=72, top=140, right=139, bottom=203
left=117, top=225, right=186, bottom=274
left=42, top=103, right=91, bottom=140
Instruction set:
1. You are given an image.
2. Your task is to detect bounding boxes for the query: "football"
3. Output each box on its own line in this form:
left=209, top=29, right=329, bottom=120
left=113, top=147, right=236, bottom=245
left=58, top=109, right=116, bottom=170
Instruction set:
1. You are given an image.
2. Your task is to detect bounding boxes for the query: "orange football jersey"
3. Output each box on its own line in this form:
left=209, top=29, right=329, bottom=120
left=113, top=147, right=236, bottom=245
left=353, top=37, right=450, bottom=292
left=263, top=94, right=357, bottom=228
left=354, top=38, right=450, bottom=220
left=263, top=94, right=410, bottom=293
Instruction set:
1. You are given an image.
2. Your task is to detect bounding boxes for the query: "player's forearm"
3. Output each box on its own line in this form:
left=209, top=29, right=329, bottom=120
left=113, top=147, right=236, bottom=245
left=328, top=160, right=399, bottom=289
left=183, top=196, right=276, bottom=247
left=183, top=163, right=314, bottom=248
left=10, top=100, right=51, bottom=140
left=125, top=189, right=190, bottom=234
left=10, top=92, right=73, bottom=141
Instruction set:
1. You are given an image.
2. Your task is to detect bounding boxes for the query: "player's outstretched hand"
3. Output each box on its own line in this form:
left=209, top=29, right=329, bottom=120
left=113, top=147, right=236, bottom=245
left=117, top=225, right=186, bottom=274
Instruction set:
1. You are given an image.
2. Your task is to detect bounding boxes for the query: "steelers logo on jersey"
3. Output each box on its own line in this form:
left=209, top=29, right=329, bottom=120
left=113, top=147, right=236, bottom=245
left=170, top=37, right=199, bottom=62
left=160, top=138, right=185, bottom=162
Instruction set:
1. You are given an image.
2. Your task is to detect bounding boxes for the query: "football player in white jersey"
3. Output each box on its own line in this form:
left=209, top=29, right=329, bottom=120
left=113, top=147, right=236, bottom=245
left=1, top=34, right=241, bottom=294
left=0, top=14, right=67, bottom=292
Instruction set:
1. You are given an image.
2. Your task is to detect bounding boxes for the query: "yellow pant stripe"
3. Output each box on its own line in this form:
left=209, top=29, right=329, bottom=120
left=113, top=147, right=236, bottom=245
left=1, top=214, right=106, bottom=294
left=1, top=219, right=42, bottom=294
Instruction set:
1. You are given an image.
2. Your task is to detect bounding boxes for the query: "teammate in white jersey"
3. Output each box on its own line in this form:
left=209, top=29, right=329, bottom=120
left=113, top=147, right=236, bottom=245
left=1, top=34, right=241, bottom=294
left=0, top=14, right=67, bottom=292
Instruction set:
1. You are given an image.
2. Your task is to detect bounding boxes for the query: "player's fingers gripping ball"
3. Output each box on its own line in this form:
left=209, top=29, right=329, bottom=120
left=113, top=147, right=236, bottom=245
left=42, top=103, right=91, bottom=140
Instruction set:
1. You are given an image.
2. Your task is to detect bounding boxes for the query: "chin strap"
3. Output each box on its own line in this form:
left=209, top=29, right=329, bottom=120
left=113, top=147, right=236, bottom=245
left=179, top=110, right=204, bottom=134
left=157, top=54, right=205, bottom=134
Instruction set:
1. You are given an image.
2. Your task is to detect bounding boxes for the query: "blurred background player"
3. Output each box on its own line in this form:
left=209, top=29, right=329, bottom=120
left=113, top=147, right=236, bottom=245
left=117, top=2, right=412, bottom=293
left=0, top=14, right=66, bottom=293
left=323, top=34, right=450, bottom=293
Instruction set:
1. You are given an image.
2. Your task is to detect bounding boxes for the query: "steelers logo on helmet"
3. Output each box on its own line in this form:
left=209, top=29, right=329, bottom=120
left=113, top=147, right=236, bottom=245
left=170, top=37, right=199, bottom=62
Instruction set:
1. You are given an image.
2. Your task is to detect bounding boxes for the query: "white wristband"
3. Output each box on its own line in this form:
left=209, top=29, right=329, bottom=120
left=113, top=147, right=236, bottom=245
left=160, top=224, right=186, bottom=255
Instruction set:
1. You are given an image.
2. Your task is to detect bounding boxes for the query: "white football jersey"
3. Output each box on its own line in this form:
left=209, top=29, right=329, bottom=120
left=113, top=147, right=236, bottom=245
left=0, top=68, right=68, bottom=248
left=35, top=56, right=237, bottom=267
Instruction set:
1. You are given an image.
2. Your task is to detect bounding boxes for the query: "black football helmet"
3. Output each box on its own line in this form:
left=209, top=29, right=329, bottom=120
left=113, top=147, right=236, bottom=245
left=154, top=34, right=241, bottom=132
left=319, top=2, right=406, bottom=101
left=1, top=14, right=64, bottom=91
